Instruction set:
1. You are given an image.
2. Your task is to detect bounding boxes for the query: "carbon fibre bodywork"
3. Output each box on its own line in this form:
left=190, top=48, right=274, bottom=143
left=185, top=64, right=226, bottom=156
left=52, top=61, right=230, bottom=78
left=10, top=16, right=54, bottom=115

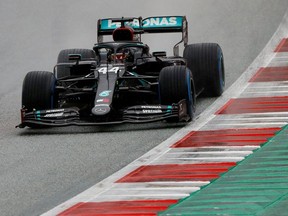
left=18, top=16, right=221, bottom=128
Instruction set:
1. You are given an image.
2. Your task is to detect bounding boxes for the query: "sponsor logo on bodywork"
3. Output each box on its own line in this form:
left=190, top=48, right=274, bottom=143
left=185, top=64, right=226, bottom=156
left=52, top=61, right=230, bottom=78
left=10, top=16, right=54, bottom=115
left=141, top=106, right=162, bottom=109
left=97, top=98, right=110, bottom=103
left=45, top=109, right=65, bottom=113
left=94, top=108, right=108, bottom=113
left=99, top=91, right=111, bottom=97
left=92, top=104, right=110, bottom=115
left=94, top=104, right=110, bottom=107
left=142, top=109, right=162, bottom=114
left=44, top=113, right=64, bottom=118
left=101, top=16, right=183, bottom=30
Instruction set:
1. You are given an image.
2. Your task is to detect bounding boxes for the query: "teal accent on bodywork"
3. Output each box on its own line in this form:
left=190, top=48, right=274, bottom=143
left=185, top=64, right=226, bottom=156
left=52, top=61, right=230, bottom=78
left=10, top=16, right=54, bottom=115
left=36, top=111, right=41, bottom=120
left=142, top=16, right=183, bottom=29
left=100, top=16, right=183, bottom=31
left=130, top=72, right=147, bottom=86
left=166, top=106, right=173, bottom=113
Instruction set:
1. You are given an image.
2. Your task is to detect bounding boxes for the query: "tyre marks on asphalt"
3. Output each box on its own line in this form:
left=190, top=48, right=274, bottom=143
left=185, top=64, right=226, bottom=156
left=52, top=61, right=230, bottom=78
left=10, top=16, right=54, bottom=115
left=53, top=38, right=288, bottom=216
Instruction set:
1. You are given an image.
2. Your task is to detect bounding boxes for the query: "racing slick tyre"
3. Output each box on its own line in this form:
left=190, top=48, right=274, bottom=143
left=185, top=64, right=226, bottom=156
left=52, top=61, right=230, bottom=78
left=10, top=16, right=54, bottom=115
left=56, top=48, right=96, bottom=79
left=159, top=65, right=195, bottom=122
left=183, top=43, right=225, bottom=97
left=22, top=71, right=56, bottom=112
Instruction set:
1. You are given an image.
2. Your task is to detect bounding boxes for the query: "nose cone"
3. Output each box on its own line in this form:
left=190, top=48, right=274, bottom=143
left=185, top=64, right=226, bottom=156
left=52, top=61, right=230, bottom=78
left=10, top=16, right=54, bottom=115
left=92, top=105, right=111, bottom=115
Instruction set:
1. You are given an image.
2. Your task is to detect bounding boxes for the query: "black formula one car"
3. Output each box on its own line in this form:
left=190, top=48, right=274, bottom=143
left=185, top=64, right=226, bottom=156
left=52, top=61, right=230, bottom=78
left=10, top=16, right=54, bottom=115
left=17, top=16, right=225, bottom=128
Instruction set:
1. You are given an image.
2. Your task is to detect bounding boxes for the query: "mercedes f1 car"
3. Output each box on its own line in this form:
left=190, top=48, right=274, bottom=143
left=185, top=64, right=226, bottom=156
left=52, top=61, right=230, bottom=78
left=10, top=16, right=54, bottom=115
left=17, top=16, right=225, bottom=128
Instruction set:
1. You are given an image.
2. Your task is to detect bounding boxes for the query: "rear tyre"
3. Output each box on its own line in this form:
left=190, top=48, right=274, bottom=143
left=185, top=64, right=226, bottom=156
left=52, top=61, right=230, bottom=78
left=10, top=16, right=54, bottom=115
left=22, top=71, right=56, bottom=112
left=183, top=43, right=225, bottom=97
left=159, top=65, right=195, bottom=121
left=56, top=48, right=96, bottom=79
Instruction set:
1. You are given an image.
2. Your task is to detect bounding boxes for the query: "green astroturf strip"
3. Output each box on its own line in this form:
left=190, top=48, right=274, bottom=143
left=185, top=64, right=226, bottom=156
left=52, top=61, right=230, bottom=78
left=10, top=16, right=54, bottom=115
left=159, top=125, right=288, bottom=216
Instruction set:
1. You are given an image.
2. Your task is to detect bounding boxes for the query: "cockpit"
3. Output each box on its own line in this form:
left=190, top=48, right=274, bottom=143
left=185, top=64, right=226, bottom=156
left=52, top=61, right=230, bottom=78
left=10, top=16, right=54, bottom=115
left=93, top=41, right=149, bottom=64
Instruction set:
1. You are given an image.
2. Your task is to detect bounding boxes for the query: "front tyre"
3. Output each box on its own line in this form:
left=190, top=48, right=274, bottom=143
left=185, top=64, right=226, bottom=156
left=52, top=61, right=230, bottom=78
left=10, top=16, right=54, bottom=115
left=22, top=71, right=57, bottom=112
left=159, top=65, right=195, bottom=121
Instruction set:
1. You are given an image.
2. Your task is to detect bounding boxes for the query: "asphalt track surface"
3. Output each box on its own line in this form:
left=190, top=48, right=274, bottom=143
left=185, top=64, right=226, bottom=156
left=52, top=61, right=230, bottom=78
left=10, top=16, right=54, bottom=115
left=0, top=0, right=288, bottom=215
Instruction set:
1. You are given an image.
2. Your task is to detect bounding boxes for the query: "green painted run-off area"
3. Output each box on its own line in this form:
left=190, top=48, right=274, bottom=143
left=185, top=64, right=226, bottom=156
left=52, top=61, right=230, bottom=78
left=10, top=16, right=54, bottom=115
left=159, top=125, right=288, bottom=215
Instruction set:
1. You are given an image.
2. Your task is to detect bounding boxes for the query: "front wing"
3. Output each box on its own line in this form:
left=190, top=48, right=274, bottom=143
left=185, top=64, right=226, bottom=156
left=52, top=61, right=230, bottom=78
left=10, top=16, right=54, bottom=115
left=17, top=100, right=189, bottom=128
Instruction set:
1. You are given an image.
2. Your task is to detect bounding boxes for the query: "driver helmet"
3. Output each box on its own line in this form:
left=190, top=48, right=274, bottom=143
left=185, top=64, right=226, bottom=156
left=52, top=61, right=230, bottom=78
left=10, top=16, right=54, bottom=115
left=112, top=26, right=134, bottom=41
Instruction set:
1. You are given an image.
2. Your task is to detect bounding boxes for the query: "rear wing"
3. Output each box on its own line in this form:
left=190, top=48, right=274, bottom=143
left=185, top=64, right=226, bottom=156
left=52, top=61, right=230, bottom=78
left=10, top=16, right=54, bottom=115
left=97, top=16, right=188, bottom=56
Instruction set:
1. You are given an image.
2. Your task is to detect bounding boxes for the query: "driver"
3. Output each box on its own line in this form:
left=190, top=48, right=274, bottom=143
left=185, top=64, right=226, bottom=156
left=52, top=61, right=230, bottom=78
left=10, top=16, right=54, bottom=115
left=109, top=27, right=135, bottom=63
left=108, top=26, right=150, bottom=63
left=110, top=50, right=130, bottom=62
